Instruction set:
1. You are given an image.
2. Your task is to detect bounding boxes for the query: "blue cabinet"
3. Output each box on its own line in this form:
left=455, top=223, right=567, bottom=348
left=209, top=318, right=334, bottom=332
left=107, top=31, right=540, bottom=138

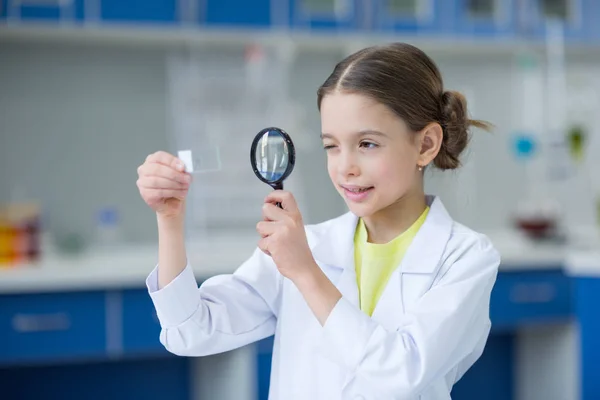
left=256, top=336, right=274, bottom=400
left=0, top=0, right=180, bottom=24
left=0, top=0, right=89, bottom=22
left=205, top=0, right=271, bottom=28
left=574, top=277, right=600, bottom=400
left=0, top=291, right=107, bottom=365
left=100, top=0, right=179, bottom=24
left=490, top=270, right=573, bottom=331
left=451, top=333, right=514, bottom=400
left=0, top=354, right=191, bottom=400
left=1, top=1, right=68, bottom=22
left=1, top=0, right=598, bottom=43
left=121, top=289, right=167, bottom=355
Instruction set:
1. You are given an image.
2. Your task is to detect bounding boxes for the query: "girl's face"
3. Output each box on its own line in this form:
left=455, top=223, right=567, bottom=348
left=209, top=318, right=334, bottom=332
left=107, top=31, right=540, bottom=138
left=320, top=92, right=424, bottom=218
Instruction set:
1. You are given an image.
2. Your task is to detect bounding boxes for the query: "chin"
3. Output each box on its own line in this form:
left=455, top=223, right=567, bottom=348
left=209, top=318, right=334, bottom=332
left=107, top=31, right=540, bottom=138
left=344, top=200, right=378, bottom=218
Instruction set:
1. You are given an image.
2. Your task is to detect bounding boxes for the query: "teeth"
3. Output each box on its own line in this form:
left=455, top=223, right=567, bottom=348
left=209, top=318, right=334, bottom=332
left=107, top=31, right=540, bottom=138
left=348, top=187, right=369, bottom=193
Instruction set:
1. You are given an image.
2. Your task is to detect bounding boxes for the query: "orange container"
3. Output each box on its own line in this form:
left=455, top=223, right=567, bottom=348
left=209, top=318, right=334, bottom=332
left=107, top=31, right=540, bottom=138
left=0, top=203, right=41, bottom=267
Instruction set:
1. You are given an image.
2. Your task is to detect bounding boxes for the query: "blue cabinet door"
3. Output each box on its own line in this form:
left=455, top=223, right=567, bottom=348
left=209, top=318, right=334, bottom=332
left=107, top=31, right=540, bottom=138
left=1, top=0, right=84, bottom=22
left=256, top=336, right=274, bottom=400
left=121, top=289, right=168, bottom=355
left=451, top=333, right=514, bottom=400
left=453, top=0, right=517, bottom=38
left=0, top=291, right=107, bottom=365
left=0, top=357, right=191, bottom=400
left=490, top=270, right=573, bottom=331
left=574, top=277, right=600, bottom=400
left=204, top=0, right=271, bottom=28
left=101, top=0, right=179, bottom=24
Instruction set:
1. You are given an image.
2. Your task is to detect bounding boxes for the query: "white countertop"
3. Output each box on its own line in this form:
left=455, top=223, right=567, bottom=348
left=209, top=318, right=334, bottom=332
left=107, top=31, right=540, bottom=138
left=565, top=251, right=600, bottom=277
left=0, top=229, right=598, bottom=294
left=485, top=230, right=566, bottom=269
left=0, top=233, right=259, bottom=294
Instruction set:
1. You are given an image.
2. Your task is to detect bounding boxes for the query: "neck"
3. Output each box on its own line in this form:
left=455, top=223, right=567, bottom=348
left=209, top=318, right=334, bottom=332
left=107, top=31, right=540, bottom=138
left=362, top=190, right=427, bottom=244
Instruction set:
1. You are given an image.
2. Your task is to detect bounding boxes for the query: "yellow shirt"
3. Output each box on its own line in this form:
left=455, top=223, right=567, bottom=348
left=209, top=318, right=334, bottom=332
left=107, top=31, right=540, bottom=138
left=354, top=207, right=430, bottom=316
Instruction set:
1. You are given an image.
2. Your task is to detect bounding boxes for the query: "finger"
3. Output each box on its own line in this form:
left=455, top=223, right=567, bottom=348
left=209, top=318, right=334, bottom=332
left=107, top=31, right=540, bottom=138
left=257, top=237, right=271, bottom=256
left=265, top=190, right=298, bottom=212
left=139, top=163, right=191, bottom=185
left=256, top=220, right=278, bottom=238
left=138, top=176, right=189, bottom=190
left=146, top=151, right=186, bottom=172
left=143, top=188, right=188, bottom=200
left=262, top=202, right=288, bottom=222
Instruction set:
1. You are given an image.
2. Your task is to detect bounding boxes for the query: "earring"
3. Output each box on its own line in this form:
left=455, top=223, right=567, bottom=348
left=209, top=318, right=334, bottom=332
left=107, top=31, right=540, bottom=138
left=418, top=165, right=423, bottom=172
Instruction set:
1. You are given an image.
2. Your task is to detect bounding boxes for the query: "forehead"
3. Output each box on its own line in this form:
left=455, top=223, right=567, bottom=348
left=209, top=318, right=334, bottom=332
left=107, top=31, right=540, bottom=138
left=320, top=92, right=406, bottom=138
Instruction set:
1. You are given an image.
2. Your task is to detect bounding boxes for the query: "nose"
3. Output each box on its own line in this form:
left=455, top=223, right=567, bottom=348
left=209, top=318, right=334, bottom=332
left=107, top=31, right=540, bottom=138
left=337, top=149, right=360, bottom=178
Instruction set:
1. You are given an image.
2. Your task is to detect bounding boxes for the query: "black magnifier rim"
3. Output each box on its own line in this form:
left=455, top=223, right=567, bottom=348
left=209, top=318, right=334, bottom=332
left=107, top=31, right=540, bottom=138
left=250, top=127, right=296, bottom=188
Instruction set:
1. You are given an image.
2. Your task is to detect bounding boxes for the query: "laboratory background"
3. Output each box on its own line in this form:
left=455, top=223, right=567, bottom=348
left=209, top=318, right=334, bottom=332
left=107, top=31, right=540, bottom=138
left=1, top=0, right=600, bottom=399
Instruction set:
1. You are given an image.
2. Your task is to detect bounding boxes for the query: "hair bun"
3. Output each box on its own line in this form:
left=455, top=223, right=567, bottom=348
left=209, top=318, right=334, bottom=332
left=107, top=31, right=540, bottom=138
left=435, top=91, right=489, bottom=170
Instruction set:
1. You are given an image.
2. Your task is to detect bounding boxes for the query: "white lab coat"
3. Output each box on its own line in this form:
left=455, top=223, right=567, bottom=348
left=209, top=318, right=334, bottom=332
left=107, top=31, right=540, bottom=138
left=146, top=195, right=500, bottom=400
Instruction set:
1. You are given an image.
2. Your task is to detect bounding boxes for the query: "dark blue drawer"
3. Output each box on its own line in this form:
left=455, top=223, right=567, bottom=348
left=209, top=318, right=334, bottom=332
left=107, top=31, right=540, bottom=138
left=121, top=289, right=166, bottom=354
left=0, top=0, right=88, bottom=22
left=0, top=291, right=107, bottom=365
left=204, top=0, right=271, bottom=28
left=2, top=2, right=64, bottom=21
left=101, top=0, right=178, bottom=24
left=490, top=271, right=573, bottom=330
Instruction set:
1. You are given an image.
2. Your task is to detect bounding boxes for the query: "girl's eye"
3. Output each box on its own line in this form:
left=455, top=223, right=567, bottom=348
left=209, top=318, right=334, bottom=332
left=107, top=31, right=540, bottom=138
left=360, top=141, right=378, bottom=149
left=323, top=144, right=336, bottom=150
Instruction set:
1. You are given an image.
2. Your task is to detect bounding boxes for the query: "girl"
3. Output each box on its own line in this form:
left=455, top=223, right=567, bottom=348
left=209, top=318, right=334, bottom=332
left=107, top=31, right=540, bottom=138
left=136, top=42, right=500, bottom=400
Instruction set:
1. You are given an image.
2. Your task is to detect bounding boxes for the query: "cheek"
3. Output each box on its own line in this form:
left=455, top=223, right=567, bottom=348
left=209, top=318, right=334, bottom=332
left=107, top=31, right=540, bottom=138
left=372, top=151, right=416, bottom=189
left=326, top=155, right=337, bottom=181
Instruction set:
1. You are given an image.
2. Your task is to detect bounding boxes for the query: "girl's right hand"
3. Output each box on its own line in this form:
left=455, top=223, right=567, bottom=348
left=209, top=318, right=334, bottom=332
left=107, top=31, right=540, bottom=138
left=137, top=151, right=192, bottom=218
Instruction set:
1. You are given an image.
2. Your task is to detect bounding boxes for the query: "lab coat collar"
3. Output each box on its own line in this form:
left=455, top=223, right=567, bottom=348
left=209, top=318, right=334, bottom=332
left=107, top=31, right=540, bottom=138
left=308, top=195, right=453, bottom=275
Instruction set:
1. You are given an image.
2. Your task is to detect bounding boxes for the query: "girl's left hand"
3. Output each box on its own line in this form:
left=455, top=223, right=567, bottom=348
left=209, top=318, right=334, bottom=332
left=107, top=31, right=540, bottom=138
left=256, top=190, right=317, bottom=283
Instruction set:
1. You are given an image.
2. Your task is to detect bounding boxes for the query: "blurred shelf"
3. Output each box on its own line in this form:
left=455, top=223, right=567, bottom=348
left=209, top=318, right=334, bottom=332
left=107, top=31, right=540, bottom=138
left=1, top=22, right=596, bottom=57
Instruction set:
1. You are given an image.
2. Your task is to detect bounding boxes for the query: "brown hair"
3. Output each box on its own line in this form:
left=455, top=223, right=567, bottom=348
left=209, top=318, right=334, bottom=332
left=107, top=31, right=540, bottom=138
left=317, top=42, right=490, bottom=170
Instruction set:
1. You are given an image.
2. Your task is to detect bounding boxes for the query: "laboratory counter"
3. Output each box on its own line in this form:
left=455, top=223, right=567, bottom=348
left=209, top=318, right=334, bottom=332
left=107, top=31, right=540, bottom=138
left=0, top=229, right=572, bottom=294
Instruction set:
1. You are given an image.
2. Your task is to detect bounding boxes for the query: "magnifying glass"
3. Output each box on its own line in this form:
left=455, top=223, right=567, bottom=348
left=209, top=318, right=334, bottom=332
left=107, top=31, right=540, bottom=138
left=250, top=127, right=296, bottom=208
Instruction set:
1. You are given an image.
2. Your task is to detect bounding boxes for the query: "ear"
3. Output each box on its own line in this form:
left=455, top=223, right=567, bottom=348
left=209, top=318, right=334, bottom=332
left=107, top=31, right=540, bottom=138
left=418, top=123, right=443, bottom=167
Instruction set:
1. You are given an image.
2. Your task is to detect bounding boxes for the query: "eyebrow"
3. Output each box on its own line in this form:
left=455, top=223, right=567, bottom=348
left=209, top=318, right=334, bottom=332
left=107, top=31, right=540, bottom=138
left=320, top=130, right=388, bottom=140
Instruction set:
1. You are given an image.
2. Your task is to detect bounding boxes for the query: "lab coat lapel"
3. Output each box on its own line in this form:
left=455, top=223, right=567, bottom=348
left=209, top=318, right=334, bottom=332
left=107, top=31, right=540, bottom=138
left=371, top=196, right=453, bottom=325
left=307, top=196, right=453, bottom=322
left=309, top=212, right=360, bottom=307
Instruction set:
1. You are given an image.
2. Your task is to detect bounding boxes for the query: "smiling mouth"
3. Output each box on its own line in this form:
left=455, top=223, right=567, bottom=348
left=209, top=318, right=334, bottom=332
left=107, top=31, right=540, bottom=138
left=341, top=185, right=374, bottom=193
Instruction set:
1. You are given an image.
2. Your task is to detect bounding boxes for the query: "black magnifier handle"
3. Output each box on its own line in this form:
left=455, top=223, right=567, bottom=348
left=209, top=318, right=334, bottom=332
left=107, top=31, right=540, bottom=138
left=272, top=182, right=283, bottom=209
